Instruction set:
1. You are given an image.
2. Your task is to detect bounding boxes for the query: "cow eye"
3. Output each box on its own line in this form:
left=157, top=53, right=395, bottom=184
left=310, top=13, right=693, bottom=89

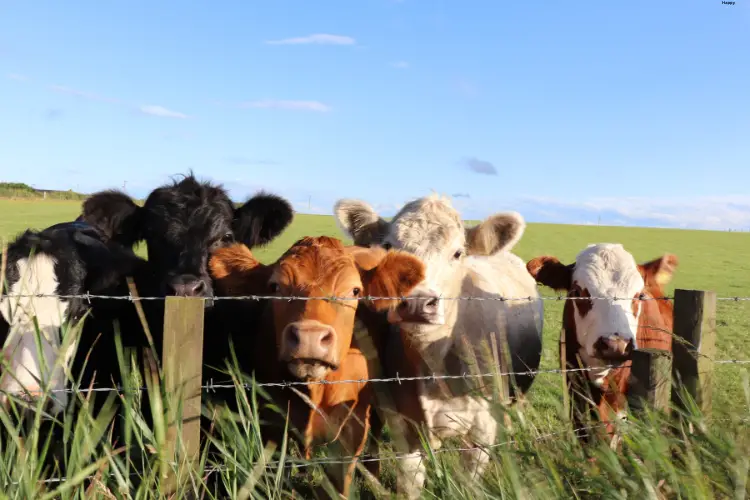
left=269, top=282, right=280, bottom=293
left=453, top=250, right=463, bottom=260
left=382, top=242, right=392, bottom=250
left=221, top=232, right=234, bottom=243
left=352, top=287, right=361, bottom=297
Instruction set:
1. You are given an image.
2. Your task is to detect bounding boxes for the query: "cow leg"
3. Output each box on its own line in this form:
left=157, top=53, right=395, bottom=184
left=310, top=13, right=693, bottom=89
left=320, top=400, right=372, bottom=497
left=461, top=406, right=497, bottom=480
left=396, top=451, right=427, bottom=500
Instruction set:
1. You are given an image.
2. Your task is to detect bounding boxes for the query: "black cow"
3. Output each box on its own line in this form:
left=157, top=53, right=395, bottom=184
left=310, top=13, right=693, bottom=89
left=79, top=173, right=293, bottom=300
left=0, top=175, right=293, bottom=482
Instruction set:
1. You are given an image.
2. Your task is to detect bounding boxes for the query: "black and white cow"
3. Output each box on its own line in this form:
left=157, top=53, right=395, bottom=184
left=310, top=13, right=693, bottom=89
left=0, top=221, right=146, bottom=415
left=1, top=174, right=294, bottom=429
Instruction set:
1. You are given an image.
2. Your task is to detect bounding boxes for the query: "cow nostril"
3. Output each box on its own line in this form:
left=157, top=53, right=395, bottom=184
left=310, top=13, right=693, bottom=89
left=287, top=326, right=301, bottom=348
left=425, top=297, right=439, bottom=309
left=625, top=339, right=634, bottom=354
left=319, top=331, right=334, bottom=348
left=191, top=281, right=205, bottom=296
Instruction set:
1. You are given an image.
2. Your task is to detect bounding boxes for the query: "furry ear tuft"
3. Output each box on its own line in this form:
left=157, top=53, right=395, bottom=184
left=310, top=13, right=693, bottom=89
left=79, top=190, right=144, bottom=248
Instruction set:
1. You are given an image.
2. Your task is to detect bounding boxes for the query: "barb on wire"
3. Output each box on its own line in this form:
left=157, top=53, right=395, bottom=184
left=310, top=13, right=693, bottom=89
left=4, top=291, right=750, bottom=302
left=4, top=357, right=746, bottom=399
left=0, top=293, right=732, bottom=301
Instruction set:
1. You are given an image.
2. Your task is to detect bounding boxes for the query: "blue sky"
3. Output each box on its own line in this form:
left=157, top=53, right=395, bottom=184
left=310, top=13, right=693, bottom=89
left=1, top=0, right=749, bottom=230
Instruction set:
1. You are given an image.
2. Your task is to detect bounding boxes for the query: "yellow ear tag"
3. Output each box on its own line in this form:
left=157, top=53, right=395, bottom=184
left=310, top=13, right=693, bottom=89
left=654, top=269, right=671, bottom=285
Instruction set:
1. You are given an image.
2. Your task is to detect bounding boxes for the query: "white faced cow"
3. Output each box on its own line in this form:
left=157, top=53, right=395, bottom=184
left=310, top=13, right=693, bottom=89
left=526, top=243, right=677, bottom=443
left=334, top=194, right=543, bottom=498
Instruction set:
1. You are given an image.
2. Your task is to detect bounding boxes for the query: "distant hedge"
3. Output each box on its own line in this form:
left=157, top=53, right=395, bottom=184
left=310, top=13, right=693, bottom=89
left=0, top=182, right=88, bottom=200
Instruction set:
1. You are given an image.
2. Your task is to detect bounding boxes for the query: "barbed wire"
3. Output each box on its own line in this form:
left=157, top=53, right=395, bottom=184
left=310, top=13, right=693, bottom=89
left=17, top=416, right=750, bottom=486
left=4, top=291, right=750, bottom=302
left=5, top=358, right=748, bottom=399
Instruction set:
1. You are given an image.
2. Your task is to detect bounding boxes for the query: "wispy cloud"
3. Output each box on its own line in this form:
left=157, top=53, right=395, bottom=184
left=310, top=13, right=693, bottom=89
left=461, top=157, right=497, bottom=175
left=224, top=156, right=279, bottom=166
left=391, top=61, right=410, bottom=69
left=49, top=84, right=121, bottom=103
left=7, top=73, right=29, bottom=82
left=452, top=193, right=471, bottom=198
left=264, top=34, right=356, bottom=46
left=240, top=99, right=331, bottom=112
left=468, top=194, right=750, bottom=231
left=44, top=108, right=63, bottom=121
left=139, top=105, right=189, bottom=119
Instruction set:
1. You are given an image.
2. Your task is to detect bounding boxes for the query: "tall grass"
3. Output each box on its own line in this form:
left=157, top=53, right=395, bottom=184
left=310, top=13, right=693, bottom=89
left=0, top=320, right=747, bottom=499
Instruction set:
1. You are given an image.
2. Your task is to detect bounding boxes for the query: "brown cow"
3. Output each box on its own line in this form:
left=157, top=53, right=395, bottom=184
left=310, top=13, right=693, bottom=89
left=209, top=236, right=425, bottom=496
left=526, top=243, right=677, bottom=445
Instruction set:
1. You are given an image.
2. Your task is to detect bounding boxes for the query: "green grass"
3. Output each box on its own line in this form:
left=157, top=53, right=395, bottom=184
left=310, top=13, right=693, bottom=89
left=1, top=198, right=749, bottom=498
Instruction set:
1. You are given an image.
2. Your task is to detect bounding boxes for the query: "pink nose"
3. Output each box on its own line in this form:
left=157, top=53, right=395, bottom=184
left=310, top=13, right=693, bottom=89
left=393, top=288, right=441, bottom=323
left=280, top=321, right=337, bottom=366
left=593, top=335, right=634, bottom=360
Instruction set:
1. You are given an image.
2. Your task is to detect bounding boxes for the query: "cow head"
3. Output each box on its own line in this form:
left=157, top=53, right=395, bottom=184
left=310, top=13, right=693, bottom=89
left=0, top=222, right=145, bottom=414
left=527, top=244, right=678, bottom=365
left=79, top=174, right=293, bottom=301
left=334, top=195, right=525, bottom=335
left=209, top=237, right=424, bottom=382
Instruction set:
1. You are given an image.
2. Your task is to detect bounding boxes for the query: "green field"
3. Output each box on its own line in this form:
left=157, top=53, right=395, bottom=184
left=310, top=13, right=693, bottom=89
left=1, top=197, right=749, bottom=498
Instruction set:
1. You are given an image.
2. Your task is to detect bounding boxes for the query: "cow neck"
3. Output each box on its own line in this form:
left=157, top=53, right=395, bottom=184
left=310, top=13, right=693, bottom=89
left=400, top=327, right=490, bottom=398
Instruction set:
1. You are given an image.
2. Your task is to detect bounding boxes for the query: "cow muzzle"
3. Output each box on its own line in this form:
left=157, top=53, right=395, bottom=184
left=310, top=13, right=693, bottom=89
left=593, top=335, right=634, bottom=362
left=279, top=320, right=338, bottom=381
left=387, top=287, right=445, bottom=325
left=165, top=273, right=214, bottom=307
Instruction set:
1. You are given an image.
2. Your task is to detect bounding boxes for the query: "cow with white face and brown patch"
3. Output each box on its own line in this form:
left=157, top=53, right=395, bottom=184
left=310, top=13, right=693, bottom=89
left=334, top=194, right=543, bottom=498
left=526, top=243, right=678, bottom=444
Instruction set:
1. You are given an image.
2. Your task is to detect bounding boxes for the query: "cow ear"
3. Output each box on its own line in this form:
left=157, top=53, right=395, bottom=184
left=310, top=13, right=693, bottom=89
left=526, top=255, right=573, bottom=291
left=639, top=253, right=678, bottom=288
left=360, top=251, right=425, bottom=312
left=233, top=192, right=294, bottom=248
left=209, top=243, right=271, bottom=296
left=466, top=211, right=526, bottom=256
left=334, top=199, right=389, bottom=247
left=79, top=190, right=145, bottom=249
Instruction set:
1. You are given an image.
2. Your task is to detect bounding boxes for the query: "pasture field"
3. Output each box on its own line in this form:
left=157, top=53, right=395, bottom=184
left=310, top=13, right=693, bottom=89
left=1, top=197, right=749, bottom=498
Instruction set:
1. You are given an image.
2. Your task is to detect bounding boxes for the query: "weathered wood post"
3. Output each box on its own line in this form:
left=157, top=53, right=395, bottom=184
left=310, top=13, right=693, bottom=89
left=627, top=348, right=673, bottom=414
left=162, top=296, right=205, bottom=491
left=670, top=289, right=717, bottom=419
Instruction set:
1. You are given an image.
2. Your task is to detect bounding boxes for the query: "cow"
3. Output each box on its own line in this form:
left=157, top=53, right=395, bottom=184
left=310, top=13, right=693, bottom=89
left=333, top=194, right=544, bottom=498
left=0, top=175, right=294, bottom=473
left=71, top=174, right=294, bottom=409
left=208, top=236, right=426, bottom=497
left=0, top=221, right=144, bottom=416
left=525, top=243, right=677, bottom=445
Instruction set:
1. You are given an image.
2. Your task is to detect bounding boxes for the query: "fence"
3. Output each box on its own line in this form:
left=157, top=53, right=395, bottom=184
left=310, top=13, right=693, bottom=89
left=1, top=288, right=750, bottom=492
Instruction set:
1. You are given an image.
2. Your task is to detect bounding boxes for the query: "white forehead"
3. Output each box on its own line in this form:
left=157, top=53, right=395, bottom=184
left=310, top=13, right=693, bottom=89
left=387, top=194, right=465, bottom=255
left=573, top=243, right=644, bottom=296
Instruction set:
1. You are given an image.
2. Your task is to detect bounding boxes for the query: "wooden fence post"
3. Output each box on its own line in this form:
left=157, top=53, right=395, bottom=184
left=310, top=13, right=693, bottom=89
left=670, top=289, right=717, bottom=419
left=162, top=296, right=205, bottom=491
left=627, top=348, right=672, bottom=414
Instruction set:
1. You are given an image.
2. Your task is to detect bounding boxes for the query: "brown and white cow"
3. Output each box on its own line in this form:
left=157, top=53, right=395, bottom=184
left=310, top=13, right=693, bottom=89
left=209, top=236, right=425, bottom=496
left=334, top=194, right=543, bottom=498
left=526, top=243, right=677, bottom=444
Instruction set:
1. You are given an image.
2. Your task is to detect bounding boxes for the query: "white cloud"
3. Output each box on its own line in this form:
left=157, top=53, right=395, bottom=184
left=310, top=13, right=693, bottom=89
left=240, top=99, right=331, bottom=112
left=264, top=34, right=356, bottom=46
left=49, top=84, right=121, bottom=103
left=7, top=73, right=29, bottom=82
left=515, top=195, right=750, bottom=231
left=139, top=105, right=189, bottom=119
left=391, top=61, right=410, bottom=69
